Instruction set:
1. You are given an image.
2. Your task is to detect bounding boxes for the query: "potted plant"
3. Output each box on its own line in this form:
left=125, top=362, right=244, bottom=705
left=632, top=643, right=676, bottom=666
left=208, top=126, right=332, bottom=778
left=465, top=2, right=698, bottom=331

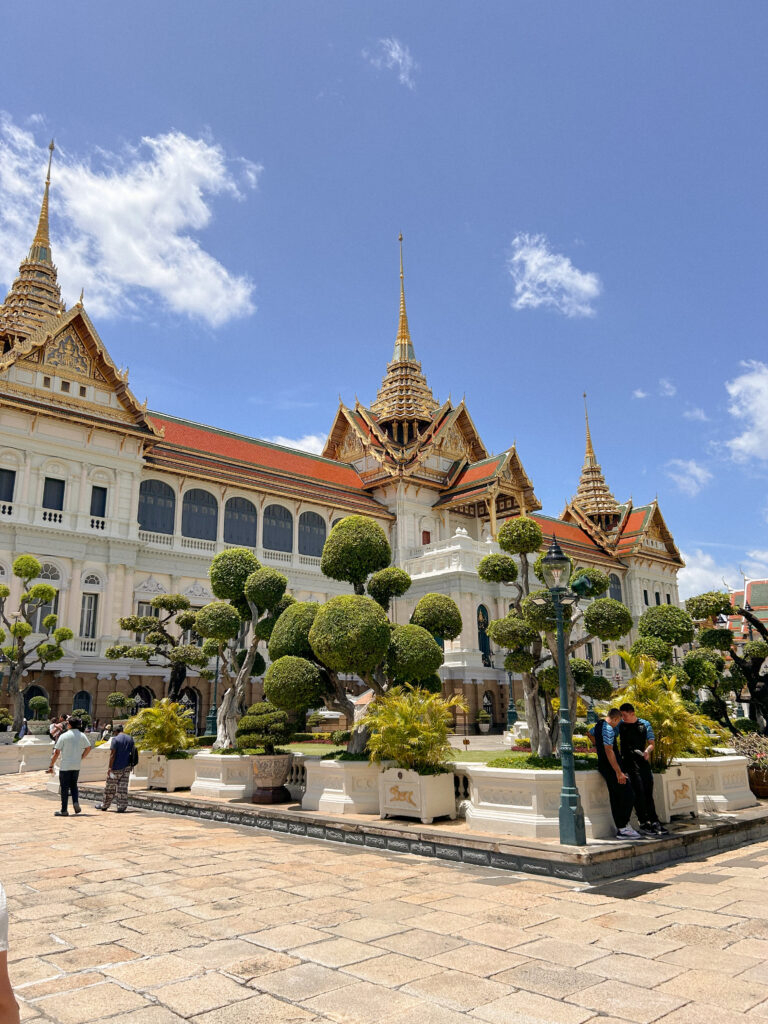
left=476, top=710, right=491, bottom=734
left=106, top=691, right=130, bottom=726
left=27, top=695, right=52, bottom=734
left=734, top=733, right=768, bottom=798
left=235, top=702, right=295, bottom=803
left=0, top=707, right=13, bottom=745
left=125, top=698, right=195, bottom=792
left=367, top=685, right=468, bottom=825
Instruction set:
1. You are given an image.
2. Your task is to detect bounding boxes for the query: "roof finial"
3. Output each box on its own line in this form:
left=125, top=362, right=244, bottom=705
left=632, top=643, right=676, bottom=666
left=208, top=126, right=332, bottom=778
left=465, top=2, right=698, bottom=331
left=29, top=139, right=54, bottom=265
left=78, top=287, right=84, bottom=305
left=583, top=392, right=595, bottom=460
left=393, top=233, right=415, bottom=362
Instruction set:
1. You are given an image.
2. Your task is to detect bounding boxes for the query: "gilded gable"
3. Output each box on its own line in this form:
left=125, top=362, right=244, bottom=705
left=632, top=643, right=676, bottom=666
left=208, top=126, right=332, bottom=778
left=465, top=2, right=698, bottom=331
left=45, top=332, right=92, bottom=378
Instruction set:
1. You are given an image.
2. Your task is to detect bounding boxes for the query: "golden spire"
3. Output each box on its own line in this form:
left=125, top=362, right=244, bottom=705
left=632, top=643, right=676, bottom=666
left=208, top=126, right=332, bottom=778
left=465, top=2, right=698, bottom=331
left=573, top=393, right=620, bottom=525
left=29, top=140, right=55, bottom=264
left=393, top=233, right=415, bottom=362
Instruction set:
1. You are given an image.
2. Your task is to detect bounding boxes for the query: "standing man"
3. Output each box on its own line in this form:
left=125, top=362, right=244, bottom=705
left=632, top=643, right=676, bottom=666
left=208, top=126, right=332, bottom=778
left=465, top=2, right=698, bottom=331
left=97, top=724, right=135, bottom=813
left=591, top=708, right=641, bottom=840
left=46, top=716, right=91, bottom=816
left=618, top=703, right=669, bottom=836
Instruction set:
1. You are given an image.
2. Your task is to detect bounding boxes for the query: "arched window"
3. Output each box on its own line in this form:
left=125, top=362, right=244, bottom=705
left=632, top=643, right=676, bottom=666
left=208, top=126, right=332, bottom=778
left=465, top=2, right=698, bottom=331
left=138, top=480, right=175, bottom=535
left=482, top=690, right=495, bottom=723
left=179, top=688, right=201, bottom=735
left=263, top=504, right=293, bottom=552
left=609, top=574, right=622, bottom=603
left=181, top=489, right=218, bottom=541
left=223, top=497, right=257, bottom=548
left=72, top=690, right=92, bottom=716
left=130, top=686, right=155, bottom=712
left=83, top=573, right=101, bottom=586
left=477, top=604, right=492, bottom=667
left=39, top=562, right=60, bottom=581
left=299, top=511, right=326, bottom=557
left=331, top=517, right=345, bottom=529
left=23, top=684, right=48, bottom=720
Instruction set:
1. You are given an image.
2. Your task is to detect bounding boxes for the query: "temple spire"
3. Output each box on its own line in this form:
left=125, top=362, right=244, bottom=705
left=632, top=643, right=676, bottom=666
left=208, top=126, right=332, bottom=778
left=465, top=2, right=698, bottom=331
left=572, top=393, right=620, bottom=527
left=29, top=140, right=55, bottom=265
left=393, top=233, right=416, bottom=362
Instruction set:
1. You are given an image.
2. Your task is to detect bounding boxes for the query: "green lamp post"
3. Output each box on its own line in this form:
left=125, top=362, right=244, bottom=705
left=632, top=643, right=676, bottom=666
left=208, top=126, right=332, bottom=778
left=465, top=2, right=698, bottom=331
left=539, top=536, right=592, bottom=847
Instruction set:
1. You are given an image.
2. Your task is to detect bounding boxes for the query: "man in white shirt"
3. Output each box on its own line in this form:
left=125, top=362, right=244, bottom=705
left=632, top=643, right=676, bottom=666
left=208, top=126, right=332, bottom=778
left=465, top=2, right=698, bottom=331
left=46, top=717, right=91, bottom=816
left=0, top=880, right=20, bottom=1024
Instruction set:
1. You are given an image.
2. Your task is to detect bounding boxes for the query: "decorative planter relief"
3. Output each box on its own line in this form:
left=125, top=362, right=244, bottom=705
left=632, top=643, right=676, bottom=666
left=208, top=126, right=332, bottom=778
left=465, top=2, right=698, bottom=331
left=302, top=759, right=381, bottom=815
left=652, top=764, right=698, bottom=823
left=252, top=753, right=293, bottom=804
left=144, top=754, right=195, bottom=792
left=379, top=767, right=457, bottom=825
left=191, top=752, right=255, bottom=801
left=678, top=755, right=756, bottom=811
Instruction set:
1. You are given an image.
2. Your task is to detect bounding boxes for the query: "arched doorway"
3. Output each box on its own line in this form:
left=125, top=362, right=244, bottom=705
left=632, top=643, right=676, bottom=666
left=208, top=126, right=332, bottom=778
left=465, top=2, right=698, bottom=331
left=72, top=690, right=93, bottom=717
left=477, top=605, right=492, bottom=667
left=482, top=690, right=495, bottom=725
left=129, top=685, right=155, bottom=715
left=23, top=684, right=48, bottom=720
left=179, top=687, right=201, bottom=735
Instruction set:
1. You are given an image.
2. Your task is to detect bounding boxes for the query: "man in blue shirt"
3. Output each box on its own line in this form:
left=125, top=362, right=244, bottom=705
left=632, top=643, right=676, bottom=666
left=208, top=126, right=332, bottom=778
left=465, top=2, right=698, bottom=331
left=590, top=709, right=640, bottom=840
left=97, top=724, right=136, bottom=813
left=619, top=703, right=669, bottom=836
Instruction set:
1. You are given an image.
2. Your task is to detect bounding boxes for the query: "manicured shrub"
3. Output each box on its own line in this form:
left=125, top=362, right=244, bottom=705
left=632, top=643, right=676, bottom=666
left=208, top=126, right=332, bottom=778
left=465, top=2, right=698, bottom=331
left=264, top=656, right=328, bottom=711
left=209, top=547, right=262, bottom=601
left=309, top=595, right=391, bottom=676
left=410, top=593, right=462, bottom=641
left=267, top=602, right=319, bottom=662
left=235, top=702, right=293, bottom=755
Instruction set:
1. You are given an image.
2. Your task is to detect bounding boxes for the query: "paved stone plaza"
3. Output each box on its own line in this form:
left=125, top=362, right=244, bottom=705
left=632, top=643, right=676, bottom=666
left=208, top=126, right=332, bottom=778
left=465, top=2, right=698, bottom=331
left=5, top=775, right=768, bottom=1024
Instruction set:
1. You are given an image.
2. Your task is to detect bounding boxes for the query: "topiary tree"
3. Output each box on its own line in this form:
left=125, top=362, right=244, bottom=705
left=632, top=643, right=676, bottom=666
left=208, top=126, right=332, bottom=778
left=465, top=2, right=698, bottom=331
left=235, top=701, right=293, bottom=754
left=637, top=604, right=695, bottom=647
left=684, top=590, right=768, bottom=729
left=264, top=516, right=461, bottom=753
left=0, top=554, right=75, bottom=730
left=478, top=518, right=634, bottom=756
left=106, top=594, right=210, bottom=701
left=28, top=695, right=51, bottom=721
left=196, top=550, right=288, bottom=749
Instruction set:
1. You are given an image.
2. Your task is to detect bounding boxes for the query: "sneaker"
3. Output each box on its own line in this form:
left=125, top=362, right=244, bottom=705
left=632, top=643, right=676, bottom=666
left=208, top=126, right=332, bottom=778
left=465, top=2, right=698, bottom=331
left=616, top=826, right=642, bottom=840
left=638, top=823, right=657, bottom=837
left=73, top=804, right=82, bottom=815
left=652, top=822, right=669, bottom=835
left=97, top=805, right=108, bottom=811
left=54, top=810, right=69, bottom=817
left=116, top=808, right=127, bottom=813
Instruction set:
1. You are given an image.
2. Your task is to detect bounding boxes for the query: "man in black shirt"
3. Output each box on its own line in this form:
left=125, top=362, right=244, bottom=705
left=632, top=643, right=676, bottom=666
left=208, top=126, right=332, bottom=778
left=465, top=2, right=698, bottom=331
left=591, top=708, right=640, bottom=840
left=618, top=703, right=669, bottom=836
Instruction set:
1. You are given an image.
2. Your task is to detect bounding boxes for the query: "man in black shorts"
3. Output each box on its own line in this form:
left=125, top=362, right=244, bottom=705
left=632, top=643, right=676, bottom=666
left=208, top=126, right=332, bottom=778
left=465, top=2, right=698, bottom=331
left=591, top=708, right=640, bottom=840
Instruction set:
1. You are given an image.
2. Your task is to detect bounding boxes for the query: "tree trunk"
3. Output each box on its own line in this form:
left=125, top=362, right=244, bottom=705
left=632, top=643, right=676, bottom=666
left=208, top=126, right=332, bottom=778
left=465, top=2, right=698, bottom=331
left=348, top=723, right=370, bottom=754
left=213, top=641, right=259, bottom=749
left=523, top=673, right=551, bottom=756
left=9, top=665, right=25, bottom=731
left=167, top=661, right=187, bottom=702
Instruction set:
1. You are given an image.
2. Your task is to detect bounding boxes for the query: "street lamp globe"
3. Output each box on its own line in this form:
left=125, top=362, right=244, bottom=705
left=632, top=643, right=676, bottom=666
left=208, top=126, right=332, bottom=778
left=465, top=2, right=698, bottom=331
left=541, top=536, right=572, bottom=591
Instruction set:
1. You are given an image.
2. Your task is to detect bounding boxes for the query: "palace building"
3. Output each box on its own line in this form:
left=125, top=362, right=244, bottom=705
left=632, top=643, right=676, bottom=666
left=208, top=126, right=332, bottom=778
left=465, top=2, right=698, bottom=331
left=0, top=150, right=684, bottom=731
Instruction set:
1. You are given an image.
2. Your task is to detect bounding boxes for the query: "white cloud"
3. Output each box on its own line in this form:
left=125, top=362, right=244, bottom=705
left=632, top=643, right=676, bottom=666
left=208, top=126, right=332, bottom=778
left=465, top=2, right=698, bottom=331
left=678, top=548, right=768, bottom=599
left=683, top=407, right=709, bottom=422
left=659, top=378, right=677, bottom=397
left=507, top=234, right=601, bottom=318
left=665, top=458, right=713, bottom=496
left=364, top=38, right=418, bottom=89
left=724, top=360, right=768, bottom=462
left=0, top=114, right=260, bottom=326
left=265, top=433, right=326, bottom=455
left=633, top=389, right=648, bottom=399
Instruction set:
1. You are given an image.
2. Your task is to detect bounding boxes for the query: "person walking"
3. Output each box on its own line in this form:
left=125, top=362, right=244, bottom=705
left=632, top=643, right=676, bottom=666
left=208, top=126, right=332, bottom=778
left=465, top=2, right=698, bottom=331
left=618, top=702, right=669, bottom=836
left=590, top=708, right=641, bottom=840
left=97, top=724, right=135, bottom=813
left=17, top=719, right=27, bottom=739
left=46, top=717, right=92, bottom=816
left=0, top=880, right=20, bottom=1024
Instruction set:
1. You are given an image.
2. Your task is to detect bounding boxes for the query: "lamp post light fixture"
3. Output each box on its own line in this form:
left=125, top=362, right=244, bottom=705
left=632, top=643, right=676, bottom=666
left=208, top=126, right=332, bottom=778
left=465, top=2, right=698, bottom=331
left=205, top=652, right=220, bottom=736
left=540, top=535, right=591, bottom=847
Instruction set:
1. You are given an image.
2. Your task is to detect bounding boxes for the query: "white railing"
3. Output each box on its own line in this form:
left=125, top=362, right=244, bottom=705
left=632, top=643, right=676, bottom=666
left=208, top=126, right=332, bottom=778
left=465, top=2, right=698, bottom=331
left=263, top=549, right=292, bottom=564
left=138, top=530, right=173, bottom=547
left=89, top=516, right=106, bottom=531
left=299, top=555, right=322, bottom=567
left=181, top=537, right=216, bottom=553
left=0, top=502, right=12, bottom=518
left=77, top=637, right=98, bottom=655
left=40, top=509, right=63, bottom=525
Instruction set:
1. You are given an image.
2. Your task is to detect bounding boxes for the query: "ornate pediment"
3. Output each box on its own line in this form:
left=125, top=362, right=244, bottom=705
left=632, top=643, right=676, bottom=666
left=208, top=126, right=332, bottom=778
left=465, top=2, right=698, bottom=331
left=338, top=427, right=365, bottom=461
left=134, top=575, right=166, bottom=596
left=45, top=331, right=92, bottom=378
left=184, top=581, right=213, bottom=602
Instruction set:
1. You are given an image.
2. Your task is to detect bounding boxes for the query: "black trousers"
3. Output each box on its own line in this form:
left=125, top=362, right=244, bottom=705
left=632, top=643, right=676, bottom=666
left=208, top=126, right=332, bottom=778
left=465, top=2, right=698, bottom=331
left=624, top=752, right=658, bottom=824
left=59, top=769, right=80, bottom=811
left=598, top=762, right=634, bottom=830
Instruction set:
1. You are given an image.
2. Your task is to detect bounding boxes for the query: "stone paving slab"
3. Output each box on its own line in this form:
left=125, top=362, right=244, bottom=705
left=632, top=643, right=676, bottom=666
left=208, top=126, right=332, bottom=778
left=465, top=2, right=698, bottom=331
left=4, top=773, right=768, bottom=1024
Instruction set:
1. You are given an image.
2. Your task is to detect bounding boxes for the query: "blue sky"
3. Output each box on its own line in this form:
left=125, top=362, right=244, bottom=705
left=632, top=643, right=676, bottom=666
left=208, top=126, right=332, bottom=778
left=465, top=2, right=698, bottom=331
left=1, top=2, right=767, bottom=596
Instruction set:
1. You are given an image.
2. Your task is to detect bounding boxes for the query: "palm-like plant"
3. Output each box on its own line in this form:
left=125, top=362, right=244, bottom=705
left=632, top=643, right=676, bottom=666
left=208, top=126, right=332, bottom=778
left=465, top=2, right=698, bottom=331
left=615, top=652, right=723, bottom=771
left=125, top=698, right=194, bottom=757
left=366, top=685, right=468, bottom=774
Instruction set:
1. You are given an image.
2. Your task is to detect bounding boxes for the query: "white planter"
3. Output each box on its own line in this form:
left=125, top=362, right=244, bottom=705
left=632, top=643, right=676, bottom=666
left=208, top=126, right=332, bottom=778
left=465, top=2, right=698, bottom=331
left=477, top=722, right=491, bottom=734
left=653, top=764, right=698, bottom=823
left=44, top=745, right=111, bottom=794
left=0, top=731, right=14, bottom=746
left=18, top=735, right=54, bottom=772
left=379, top=767, right=457, bottom=825
left=302, top=758, right=381, bottom=815
left=512, top=721, right=530, bottom=740
left=145, top=754, right=195, bottom=792
left=461, top=765, right=615, bottom=839
left=675, top=755, right=755, bottom=813
left=252, top=753, right=293, bottom=804
left=128, top=750, right=153, bottom=790
left=0, top=745, right=21, bottom=775
left=27, top=720, right=52, bottom=736
left=191, top=751, right=255, bottom=801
